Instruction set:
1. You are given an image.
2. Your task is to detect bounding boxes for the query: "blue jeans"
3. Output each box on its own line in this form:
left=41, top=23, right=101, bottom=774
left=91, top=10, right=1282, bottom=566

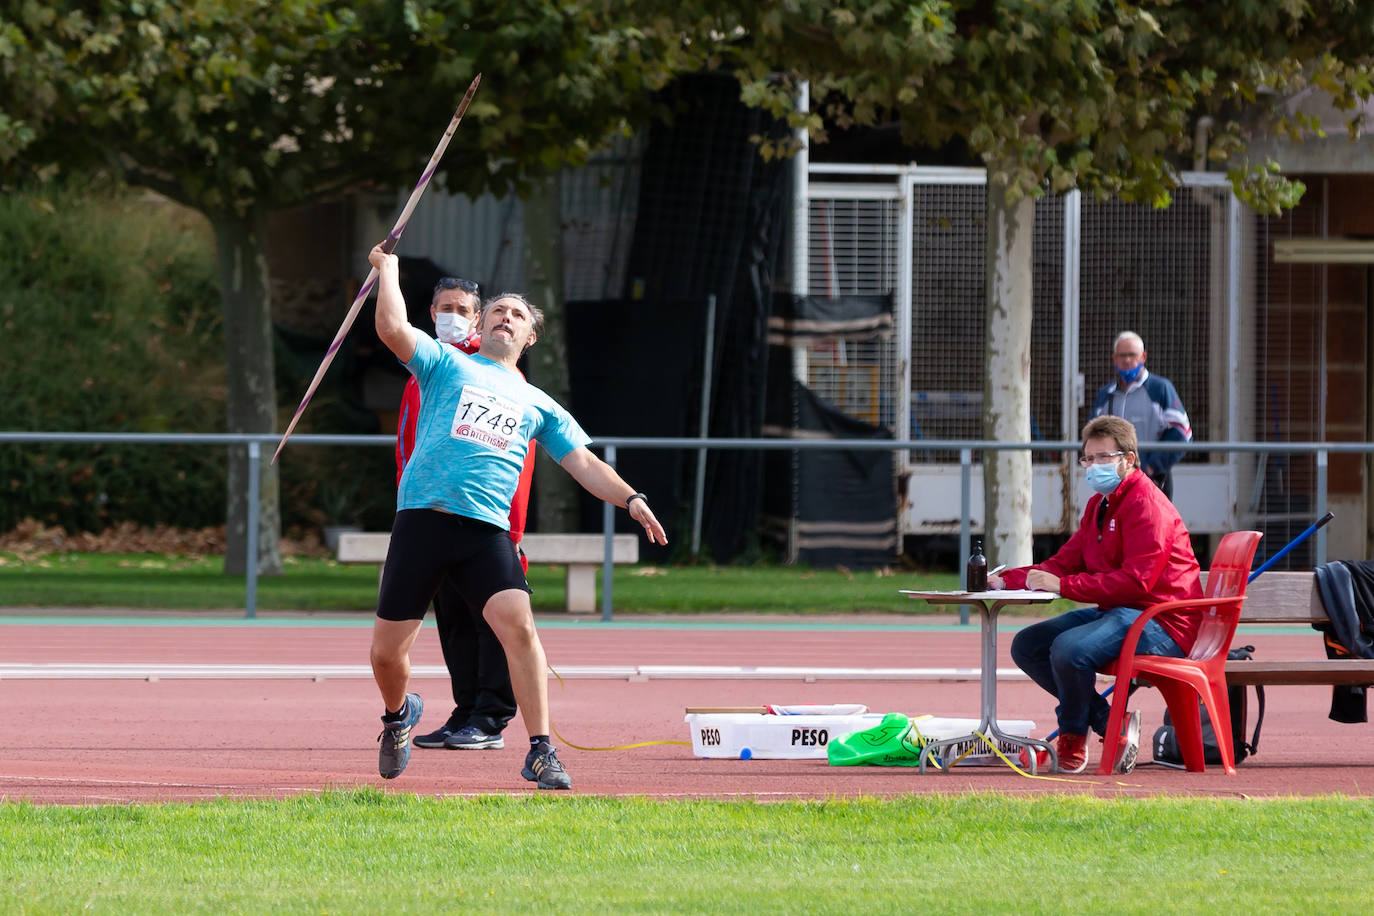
left=1009, top=607, right=1185, bottom=737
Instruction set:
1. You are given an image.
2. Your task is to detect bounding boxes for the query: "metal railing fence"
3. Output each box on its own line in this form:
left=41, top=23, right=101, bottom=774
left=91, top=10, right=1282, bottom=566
left=0, top=431, right=1361, bottom=620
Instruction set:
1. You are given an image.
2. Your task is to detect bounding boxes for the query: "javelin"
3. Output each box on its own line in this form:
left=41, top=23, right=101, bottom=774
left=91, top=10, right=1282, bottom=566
left=271, top=73, right=482, bottom=464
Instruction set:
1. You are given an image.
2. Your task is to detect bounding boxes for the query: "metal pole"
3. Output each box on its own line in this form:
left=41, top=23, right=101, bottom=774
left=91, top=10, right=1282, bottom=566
left=1227, top=191, right=1245, bottom=525
left=601, top=444, right=617, bottom=621
left=1316, top=448, right=1329, bottom=566
left=691, top=295, right=718, bottom=559
left=1061, top=191, right=1084, bottom=539
left=788, top=81, right=810, bottom=567
left=792, top=81, right=810, bottom=295
left=245, top=440, right=260, bottom=619
left=1061, top=190, right=1082, bottom=441
left=896, top=171, right=915, bottom=550
left=958, top=447, right=972, bottom=626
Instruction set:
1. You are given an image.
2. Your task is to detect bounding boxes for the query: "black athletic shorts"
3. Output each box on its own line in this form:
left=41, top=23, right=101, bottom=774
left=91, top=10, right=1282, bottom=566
left=376, top=509, right=531, bottom=622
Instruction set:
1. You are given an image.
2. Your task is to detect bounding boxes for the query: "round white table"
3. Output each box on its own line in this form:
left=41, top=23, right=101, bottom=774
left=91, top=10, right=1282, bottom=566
left=900, top=589, right=1061, bottom=773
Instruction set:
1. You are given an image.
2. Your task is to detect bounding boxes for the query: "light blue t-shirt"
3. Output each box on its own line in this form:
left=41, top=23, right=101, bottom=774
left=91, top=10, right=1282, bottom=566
left=398, top=334, right=590, bottom=529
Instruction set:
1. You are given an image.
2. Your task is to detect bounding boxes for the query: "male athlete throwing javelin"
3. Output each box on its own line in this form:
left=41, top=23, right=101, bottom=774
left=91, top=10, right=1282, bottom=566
left=367, top=243, right=667, bottom=789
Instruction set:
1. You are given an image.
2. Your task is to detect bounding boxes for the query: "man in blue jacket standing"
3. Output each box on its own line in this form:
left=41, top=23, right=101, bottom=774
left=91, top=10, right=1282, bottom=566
left=1091, top=331, right=1191, bottom=501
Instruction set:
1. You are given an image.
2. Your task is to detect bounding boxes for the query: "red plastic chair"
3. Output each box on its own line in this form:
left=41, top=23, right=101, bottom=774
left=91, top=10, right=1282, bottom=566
left=1096, top=530, right=1263, bottom=775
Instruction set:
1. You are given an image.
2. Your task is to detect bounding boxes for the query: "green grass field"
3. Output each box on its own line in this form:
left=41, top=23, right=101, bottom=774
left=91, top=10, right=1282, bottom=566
left=0, top=552, right=985, bottom=614
left=2, top=791, right=1369, bottom=913
left=7, top=551, right=1319, bottom=914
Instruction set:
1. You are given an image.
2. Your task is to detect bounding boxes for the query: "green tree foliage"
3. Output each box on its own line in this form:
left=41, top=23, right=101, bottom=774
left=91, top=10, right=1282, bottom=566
left=642, top=0, right=1374, bottom=211
left=0, top=1, right=692, bottom=571
left=0, top=1, right=679, bottom=210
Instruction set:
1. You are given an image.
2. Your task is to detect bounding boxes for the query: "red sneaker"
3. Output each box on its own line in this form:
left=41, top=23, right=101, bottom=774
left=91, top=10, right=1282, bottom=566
left=1017, top=743, right=1052, bottom=771
left=1056, top=732, right=1090, bottom=773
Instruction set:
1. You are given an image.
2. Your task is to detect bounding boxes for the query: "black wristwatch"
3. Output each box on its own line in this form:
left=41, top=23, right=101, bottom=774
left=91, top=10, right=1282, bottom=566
left=625, top=492, right=648, bottom=509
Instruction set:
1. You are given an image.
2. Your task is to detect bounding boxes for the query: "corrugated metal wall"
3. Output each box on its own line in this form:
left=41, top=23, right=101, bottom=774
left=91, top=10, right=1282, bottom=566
left=378, top=134, right=644, bottom=303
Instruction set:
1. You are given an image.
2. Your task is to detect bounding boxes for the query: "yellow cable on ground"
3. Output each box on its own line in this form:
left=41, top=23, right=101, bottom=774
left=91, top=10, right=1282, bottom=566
left=906, top=718, right=943, bottom=771
left=547, top=664, right=692, bottom=752
left=971, top=728, right=1102, bottom=784
left=553, top=727, right=692, bottom=752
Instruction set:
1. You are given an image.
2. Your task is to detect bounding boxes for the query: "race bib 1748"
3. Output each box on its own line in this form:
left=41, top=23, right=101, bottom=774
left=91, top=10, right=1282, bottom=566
left=452, top=385, right=525, bottom=451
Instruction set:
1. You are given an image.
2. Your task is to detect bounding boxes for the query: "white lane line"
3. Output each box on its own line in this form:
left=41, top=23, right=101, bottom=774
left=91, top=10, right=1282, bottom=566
left=0, top=773, right=326, bottom=792
left=0, top=663, right=1030, bottom=681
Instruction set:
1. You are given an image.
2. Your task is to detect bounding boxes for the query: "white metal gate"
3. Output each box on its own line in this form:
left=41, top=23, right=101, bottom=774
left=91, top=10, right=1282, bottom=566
left=803, top=165, right=1249, bottom=536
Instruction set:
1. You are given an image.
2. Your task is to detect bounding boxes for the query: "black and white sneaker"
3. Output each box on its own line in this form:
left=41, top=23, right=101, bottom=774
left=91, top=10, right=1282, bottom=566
left=521, top=743, right=572, bottom=790
left=444, top=724, right=504, bottom=750
left=414, top=715, right=465, bottom=749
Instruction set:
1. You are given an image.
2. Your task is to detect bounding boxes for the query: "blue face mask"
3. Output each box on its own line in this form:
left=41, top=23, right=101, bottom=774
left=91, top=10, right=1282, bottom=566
left=1117, top=363, right=1143, bottom=384
left=1086, top=462, right=1122, bottom=495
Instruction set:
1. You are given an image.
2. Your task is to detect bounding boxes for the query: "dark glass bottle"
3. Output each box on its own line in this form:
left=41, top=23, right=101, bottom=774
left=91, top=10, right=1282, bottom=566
left=967, top=538, right=987, bottom=592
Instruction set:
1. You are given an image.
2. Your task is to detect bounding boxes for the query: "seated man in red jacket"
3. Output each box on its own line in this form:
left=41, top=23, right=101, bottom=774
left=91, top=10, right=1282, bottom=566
left=992, top=415, right=1202, bottom=774
left=396, top=276, right=534, bottom=752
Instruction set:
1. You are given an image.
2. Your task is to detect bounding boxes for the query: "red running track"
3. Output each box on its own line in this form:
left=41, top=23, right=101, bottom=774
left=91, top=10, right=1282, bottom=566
left=2, top=612, right=1372, bottom=803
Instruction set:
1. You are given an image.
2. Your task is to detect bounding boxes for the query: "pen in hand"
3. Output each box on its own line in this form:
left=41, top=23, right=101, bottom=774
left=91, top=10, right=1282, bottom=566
left=990, top=564, right=1007, bottom=576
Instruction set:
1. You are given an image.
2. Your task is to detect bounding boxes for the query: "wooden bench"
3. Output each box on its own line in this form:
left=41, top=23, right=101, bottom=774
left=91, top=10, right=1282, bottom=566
left=1228, top=570, right=1374, bottom=686
left=336, top=531, right=639, bottom=613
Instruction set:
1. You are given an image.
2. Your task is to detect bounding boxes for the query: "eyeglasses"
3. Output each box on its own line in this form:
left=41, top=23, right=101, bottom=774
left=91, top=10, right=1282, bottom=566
left=434, top=277, right=480, bottom=296
left=1078, top=451, right=1125, bottom=468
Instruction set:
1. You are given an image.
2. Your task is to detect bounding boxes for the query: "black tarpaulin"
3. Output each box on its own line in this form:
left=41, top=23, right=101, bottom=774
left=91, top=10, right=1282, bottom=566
left=763, top=366, right=898, bottom=569
left=565, top=297, right=708, bottom=560
left=589, top=72, right=789, bottom=562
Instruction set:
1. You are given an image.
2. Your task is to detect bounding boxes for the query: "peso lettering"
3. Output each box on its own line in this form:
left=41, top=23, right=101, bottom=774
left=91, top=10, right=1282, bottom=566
left=790, top=728, right=830, bottom=746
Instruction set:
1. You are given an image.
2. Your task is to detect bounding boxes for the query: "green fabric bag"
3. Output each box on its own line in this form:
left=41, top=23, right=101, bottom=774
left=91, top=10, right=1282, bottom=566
left=826, top=712, right=927, bottom=767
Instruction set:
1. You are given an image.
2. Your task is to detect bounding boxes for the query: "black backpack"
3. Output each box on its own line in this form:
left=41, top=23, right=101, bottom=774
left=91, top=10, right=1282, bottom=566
left=1151, top=645, right=1265, bottom=768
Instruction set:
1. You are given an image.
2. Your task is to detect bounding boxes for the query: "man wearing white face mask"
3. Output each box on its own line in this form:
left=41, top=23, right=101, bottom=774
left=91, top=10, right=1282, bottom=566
left=395, top=276, right=528, bottom=753
left=1091, top=330, right=1191, bottom=501
left=988, top=416, right=1202, bottom=774
left=397, top=277, right=484, bottom=477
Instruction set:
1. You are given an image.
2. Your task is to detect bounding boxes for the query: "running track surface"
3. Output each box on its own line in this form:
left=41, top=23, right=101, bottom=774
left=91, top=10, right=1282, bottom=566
left=3, top=610, right=1372, bottom=804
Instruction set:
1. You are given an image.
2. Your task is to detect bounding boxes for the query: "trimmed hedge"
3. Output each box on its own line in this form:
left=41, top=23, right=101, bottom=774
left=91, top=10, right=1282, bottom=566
left=1, top=183, right=401, bottom=537
left=0, top=185, right=230, bottom=533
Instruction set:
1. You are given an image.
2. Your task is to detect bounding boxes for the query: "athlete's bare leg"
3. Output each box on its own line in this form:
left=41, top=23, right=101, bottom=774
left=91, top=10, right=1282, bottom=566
left=371, top=617, right=425, bottom=713
left=482, top=588, right=549, bottom=735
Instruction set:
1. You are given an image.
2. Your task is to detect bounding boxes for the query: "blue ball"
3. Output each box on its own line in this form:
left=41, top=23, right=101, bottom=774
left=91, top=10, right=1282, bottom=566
left=739, top=747, right=752, bottom=760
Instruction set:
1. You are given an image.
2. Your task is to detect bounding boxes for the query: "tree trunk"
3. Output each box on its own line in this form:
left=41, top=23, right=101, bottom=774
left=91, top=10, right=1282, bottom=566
left=983, top=183, right=1035, bottom=568
left=522, top=171, right=581, bottom=532
left=211, top=207, right=283, bottom=576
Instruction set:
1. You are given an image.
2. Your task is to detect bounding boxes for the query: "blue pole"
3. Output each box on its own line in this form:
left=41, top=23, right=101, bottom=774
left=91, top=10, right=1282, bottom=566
left=601, top=444, right=617, bottom=622
left=244, top=440, right=260, bottom=619
left=958, top=448, right=972, bottom=626
left=1248, top=512, right=1333, bottom=583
